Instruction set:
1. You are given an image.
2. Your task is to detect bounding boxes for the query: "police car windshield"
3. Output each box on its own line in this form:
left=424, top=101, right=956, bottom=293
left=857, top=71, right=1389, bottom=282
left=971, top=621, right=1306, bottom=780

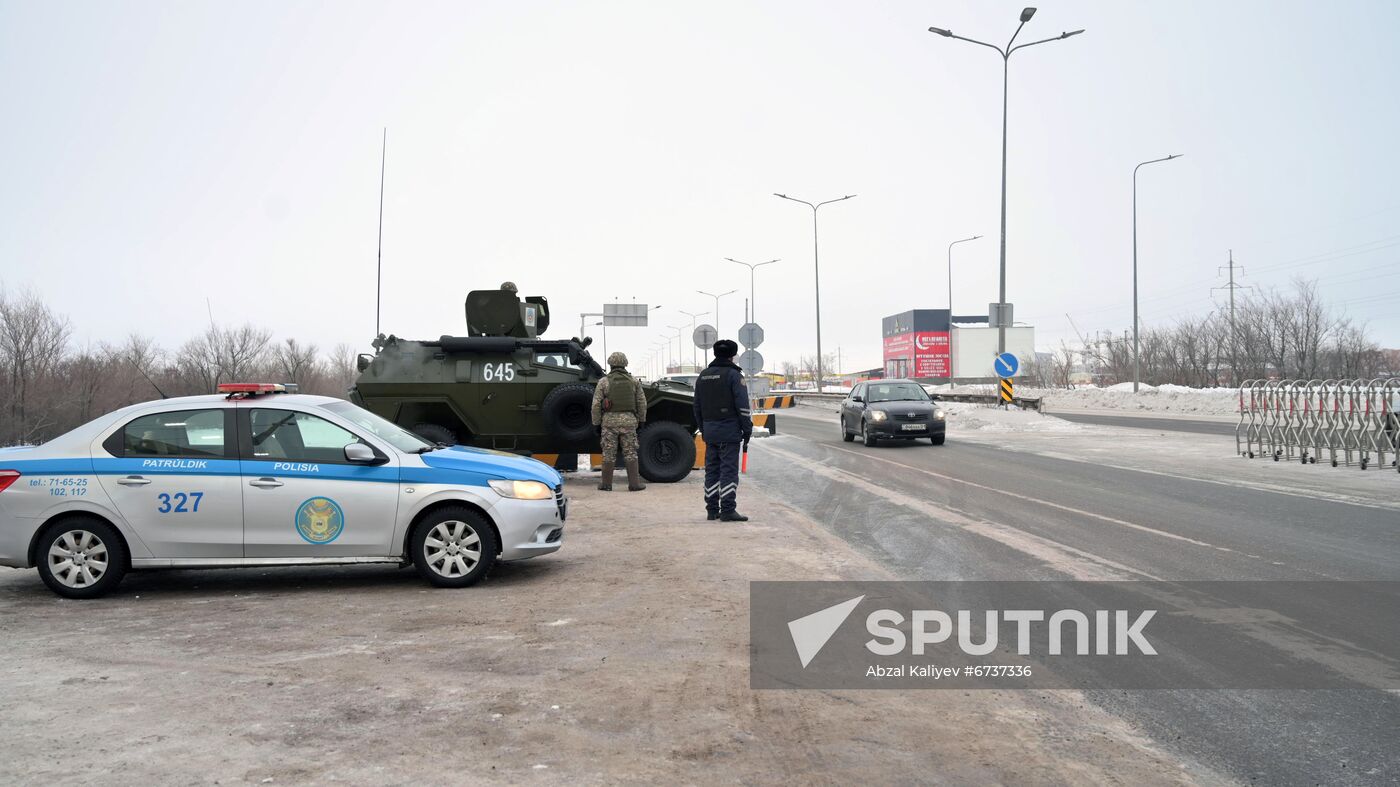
left=321, top=402, right=435, bottom=452
left=866, top=383, right=930, bottom=403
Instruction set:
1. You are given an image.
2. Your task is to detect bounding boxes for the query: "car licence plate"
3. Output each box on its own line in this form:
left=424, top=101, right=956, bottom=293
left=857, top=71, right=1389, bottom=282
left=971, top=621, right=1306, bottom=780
left=900, top=423, right=926, bottom=431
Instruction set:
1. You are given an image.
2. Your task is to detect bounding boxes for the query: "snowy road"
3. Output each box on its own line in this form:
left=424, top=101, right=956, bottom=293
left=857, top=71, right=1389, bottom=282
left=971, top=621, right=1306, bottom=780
left=750, top=411, right=1400, bottom=786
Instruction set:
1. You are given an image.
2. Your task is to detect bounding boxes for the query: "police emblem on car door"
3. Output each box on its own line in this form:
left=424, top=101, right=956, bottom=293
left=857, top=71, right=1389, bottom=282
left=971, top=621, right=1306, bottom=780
left=238, top=408, right=400, bottom=557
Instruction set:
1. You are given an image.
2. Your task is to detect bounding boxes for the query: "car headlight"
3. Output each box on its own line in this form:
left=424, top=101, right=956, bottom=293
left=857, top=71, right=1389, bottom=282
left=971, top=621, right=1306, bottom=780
left=488, top=479, right=554, bottom=500
left=868, top=410, right=888, bottom=422
left=934, top=408, right=946, bottom=420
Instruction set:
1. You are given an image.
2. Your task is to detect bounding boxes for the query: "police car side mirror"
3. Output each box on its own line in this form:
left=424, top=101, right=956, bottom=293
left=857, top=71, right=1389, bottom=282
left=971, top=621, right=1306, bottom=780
left=344, top=443, right=380, bottom=464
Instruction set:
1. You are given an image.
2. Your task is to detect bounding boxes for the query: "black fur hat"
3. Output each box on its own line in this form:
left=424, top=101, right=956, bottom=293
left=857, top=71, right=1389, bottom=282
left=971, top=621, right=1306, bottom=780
left=712, top=339, right=739, bottom=359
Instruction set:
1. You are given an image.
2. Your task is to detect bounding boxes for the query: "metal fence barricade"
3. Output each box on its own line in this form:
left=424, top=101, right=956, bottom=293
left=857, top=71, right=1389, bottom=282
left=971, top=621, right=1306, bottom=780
left=1236, top=378, right=1399, bottom=474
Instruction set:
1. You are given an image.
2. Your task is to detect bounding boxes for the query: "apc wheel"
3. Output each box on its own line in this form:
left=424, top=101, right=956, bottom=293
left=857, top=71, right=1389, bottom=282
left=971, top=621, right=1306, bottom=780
left=542, top=384, right=597, bottom=447
left=930, top=433, right=946, bottom=446
left=637, top=421, right=695, bottom=483
left=862, top=421, right=878, bottom=447
left=410, top=507, right=498, bottom=588
left=841, top=417, right=854, bottom=442
left=36, top=518, right=128, bottom=599
left=411, top=422, right=458, bottom=446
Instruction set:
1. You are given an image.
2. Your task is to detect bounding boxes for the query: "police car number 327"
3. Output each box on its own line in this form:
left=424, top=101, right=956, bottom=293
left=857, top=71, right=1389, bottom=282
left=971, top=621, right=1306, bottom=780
left=0, top=383, right=567, bottom=598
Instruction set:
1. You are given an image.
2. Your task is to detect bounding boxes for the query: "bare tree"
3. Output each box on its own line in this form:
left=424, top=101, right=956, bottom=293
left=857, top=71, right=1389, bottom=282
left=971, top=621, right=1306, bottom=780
left=273, top=338, right=324, bottom=390
left=0, top=288, right=73, bottom=443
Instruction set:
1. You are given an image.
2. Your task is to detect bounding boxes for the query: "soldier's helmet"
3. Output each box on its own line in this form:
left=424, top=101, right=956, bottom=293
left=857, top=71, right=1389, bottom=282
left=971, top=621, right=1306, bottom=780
left=607, top=351, right=629, bottom=369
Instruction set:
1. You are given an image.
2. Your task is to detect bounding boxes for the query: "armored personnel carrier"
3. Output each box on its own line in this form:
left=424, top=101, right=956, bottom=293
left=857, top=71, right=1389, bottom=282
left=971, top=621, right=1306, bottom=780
left=350, top=284, right=698, bottom=482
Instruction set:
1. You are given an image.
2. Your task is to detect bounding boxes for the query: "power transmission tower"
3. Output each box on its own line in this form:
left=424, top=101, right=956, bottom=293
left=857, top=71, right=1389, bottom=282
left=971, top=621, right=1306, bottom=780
left=1212, top=250, right=1253, bottom=384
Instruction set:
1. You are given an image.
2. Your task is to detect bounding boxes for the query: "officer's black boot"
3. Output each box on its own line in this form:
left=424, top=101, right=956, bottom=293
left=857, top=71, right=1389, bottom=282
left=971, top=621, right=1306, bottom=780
left=597, top=461, right=614, bottom=491
left=706, top=510, right=719, bottom=521
left=625, top=459, right=646, bottom=491
left=720, top=510, right=748, bottom=522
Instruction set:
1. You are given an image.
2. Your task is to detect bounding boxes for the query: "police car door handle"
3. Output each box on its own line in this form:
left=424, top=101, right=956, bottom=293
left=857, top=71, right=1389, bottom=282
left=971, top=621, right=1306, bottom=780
left=249, top=477, right=284, bottom=489
left=116, top=475, right=151, bottom=486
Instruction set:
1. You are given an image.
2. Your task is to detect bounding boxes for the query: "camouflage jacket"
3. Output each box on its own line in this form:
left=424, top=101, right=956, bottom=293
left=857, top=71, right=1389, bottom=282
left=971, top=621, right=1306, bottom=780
left=591, top=373, right=647, bottom=426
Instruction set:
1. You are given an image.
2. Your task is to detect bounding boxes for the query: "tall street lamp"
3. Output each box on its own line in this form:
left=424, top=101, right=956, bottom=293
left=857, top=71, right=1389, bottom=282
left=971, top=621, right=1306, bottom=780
left=667, top=325, right=685, bottom=373
left=946, top=234, right=982, bottom=387
left=696, top=290, right=736, bottom=341
left=774, top=193, right=856, bottom=392
left=928, top=7, right=1084, bottom=355
left=1132, top=153, right=1182, bottom=392
left=725, top=258, right=780, bottom=324
left=680, top=309, right=709, bottom=369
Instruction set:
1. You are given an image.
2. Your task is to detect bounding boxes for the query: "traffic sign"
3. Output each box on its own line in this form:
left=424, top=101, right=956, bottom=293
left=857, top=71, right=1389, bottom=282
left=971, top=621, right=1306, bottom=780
left=1000, top=378, right=1014, bottom=403
left=693, top=324, right=718, bottom=349
left=737, top=349, right=764, bottom=376
left=993, top=352, right=1019, bottom=379
left=738, top=322, right=764, bottom=348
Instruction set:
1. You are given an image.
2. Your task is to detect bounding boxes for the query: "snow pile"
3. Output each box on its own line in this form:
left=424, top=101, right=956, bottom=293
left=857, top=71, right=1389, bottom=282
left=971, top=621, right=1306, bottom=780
left=1041, top=385, right=1237, bottom=415
left=943, top=383, right=1239, bottom=416
left=942, top=403, right=1095, bottom=434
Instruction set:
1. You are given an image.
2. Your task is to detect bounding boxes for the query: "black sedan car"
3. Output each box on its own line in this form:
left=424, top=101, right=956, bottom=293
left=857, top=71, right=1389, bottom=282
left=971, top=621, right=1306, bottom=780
left=839, top=379, right=946, bottom=446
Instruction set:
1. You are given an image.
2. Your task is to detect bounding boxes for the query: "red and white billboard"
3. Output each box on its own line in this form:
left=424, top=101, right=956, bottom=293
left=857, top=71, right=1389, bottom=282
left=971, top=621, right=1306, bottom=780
left=883, top=330, right=950, bottom=378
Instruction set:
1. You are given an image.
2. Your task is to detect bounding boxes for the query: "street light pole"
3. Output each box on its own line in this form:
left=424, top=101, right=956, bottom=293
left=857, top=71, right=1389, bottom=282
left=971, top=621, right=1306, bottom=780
left=725, top=258, right=780, bottom=324
left=1132, top=153, right=1182, bottom=392
left=946, top=235, right=982, bottom=387
left=696, top=290, right=736, bottom=341
left=929, top=8, right=1084, bottom=355
left=680, top=309, right=708, bottom=369
left=774, top=194, right=856, bottom=392
left=667, top=325, right=684, bottom=373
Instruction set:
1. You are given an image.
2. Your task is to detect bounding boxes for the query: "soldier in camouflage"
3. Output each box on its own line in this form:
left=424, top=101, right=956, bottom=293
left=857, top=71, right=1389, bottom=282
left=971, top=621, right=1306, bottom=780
left=591, top=351, right=647, bottom=491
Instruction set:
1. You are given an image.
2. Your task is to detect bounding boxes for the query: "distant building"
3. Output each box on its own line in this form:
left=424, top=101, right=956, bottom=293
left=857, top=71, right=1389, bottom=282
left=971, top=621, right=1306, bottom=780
left=882, top=308, right=1035, bottom=382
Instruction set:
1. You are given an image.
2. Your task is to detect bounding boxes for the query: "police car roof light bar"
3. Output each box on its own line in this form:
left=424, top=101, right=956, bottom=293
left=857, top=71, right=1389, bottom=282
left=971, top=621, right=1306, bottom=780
left=217, top=382, right=297, bottom=398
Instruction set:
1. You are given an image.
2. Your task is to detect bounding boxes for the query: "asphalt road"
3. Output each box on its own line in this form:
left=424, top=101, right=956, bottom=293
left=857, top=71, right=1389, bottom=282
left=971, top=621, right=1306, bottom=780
left=752, top=413, right=1400, bottom=786
left=1049, top=410, right=1237, bottom=435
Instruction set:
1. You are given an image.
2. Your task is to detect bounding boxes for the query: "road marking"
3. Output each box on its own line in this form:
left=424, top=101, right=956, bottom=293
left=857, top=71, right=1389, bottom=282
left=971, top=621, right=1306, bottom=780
left=762, top=442, right=1161, bottom=581
left=773, top=438, right=1235, bottom=554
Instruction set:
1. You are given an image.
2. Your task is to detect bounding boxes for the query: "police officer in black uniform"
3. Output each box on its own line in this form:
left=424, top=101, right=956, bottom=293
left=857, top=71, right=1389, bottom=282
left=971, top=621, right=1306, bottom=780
left=693, top=339, right=753, bottom=521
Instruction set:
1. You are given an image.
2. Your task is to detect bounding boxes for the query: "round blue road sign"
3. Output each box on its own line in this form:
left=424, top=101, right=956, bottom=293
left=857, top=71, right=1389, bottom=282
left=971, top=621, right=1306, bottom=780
left=993, top=352, right=1019, bottom=379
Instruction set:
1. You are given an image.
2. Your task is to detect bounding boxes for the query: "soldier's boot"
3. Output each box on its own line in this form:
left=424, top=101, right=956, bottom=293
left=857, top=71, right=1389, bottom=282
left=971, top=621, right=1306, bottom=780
left=597, top=461, right=614, bottom=491
left=625, top=459, right=646, bottom=491
left=720, top=510, right=749, bottom=522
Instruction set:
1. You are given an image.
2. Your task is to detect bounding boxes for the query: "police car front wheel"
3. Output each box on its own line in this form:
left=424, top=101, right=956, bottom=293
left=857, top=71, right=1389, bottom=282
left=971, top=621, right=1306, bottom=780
left=410, top=508, right=499, bottom=588
left=36, top=518, right=129, bottom=599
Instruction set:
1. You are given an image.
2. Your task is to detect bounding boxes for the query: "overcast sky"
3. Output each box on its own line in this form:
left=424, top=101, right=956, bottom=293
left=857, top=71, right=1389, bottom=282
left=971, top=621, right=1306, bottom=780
left=2, top=0, right=1397, bottom=375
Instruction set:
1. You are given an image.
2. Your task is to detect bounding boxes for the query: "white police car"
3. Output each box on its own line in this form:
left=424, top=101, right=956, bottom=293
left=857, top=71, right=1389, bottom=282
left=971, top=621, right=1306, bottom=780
left=0, top=384, right=566, bottom=598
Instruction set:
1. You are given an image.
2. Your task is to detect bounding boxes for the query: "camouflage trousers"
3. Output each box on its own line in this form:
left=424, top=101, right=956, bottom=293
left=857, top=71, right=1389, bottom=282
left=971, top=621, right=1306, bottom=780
left=600, top=412, right=640, bottom=464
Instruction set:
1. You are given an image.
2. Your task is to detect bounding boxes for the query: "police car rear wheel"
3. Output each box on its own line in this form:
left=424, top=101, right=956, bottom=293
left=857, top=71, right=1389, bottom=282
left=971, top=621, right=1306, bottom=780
left=36, top=518, right=128, bottom=599
left=411, top=508, right=498, bottom=588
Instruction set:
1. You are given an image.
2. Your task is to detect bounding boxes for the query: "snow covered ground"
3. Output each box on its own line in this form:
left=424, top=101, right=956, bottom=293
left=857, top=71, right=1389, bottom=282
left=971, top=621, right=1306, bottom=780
left=936, top=383, right=1241, bottom=417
